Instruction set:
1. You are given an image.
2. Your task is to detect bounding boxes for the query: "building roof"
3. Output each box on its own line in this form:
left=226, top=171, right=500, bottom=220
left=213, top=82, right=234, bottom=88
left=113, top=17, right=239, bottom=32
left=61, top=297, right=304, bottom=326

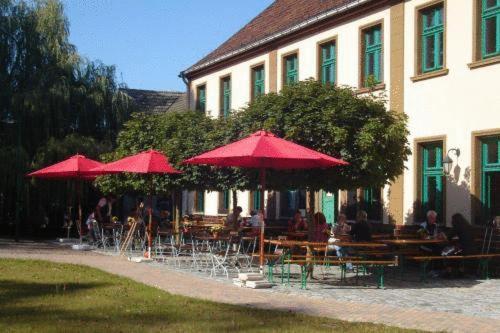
left=120, top=88, right=187, bottom=114
left=183, top=0, right=368, bottom=77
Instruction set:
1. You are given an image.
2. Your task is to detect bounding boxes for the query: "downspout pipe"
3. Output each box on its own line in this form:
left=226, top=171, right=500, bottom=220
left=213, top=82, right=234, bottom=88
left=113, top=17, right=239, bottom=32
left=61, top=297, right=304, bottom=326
left=178, top=71, right=190, bottom=110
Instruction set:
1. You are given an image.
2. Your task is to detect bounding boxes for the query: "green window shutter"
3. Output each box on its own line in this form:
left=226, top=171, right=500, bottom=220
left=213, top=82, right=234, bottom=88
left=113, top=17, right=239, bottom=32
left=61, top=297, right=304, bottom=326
left=196, top=190, right=204, bottom=212
left=253, top=191, right=261, bottom=210
left=252, top=66, right=265, bottom=99
left=223, top=190, right=230, bottom=210
left=320, top=42, right=336, bottom=84
left=481, top=0, right=500, bottom=59
left=421, top=5, right=444, bottom=73
left=285, top=54, right=298, bottom=85
left=221, top=77, right=231, bottom=118
left=196, top=86, right=206, bottom=113
left=480, top=136, right=500, bottom=221
left=363, top=25, right=382, bottom=86
left=421, top=142, right=444, bottom=221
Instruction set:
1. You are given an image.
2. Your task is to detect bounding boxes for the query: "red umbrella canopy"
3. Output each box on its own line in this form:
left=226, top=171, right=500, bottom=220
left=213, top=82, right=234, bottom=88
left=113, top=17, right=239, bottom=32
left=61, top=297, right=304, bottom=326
left=184, top=130, right=348, bottom=169
left=92, top=149, right=182, bottom=175
left=27, top=154, right=104, bottom=179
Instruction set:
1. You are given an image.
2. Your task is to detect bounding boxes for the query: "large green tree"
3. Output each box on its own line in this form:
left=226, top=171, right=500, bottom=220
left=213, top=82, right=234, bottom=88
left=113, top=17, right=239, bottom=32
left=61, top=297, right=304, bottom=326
left=231, top=79, right=411, bottom=192
left=0, top=0, right=134, bottom=235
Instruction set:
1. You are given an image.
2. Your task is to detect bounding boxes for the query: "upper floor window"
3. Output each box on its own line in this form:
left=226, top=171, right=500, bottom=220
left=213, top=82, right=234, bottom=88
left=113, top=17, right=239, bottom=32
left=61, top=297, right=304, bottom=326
left=361, top=24, right=382, bottom=87
left=251, top=65, right=265, bottom=100
left=196, top=85, right=206, bottom=113
left=283, top=53, right=298, bottom=86
left=481, top=0, right=500, bottom=59
left=220, top=76, right=231, bottom=118
left=319, top=40, right=336, bottom=84
left=420, top=4, right=444, bottom=73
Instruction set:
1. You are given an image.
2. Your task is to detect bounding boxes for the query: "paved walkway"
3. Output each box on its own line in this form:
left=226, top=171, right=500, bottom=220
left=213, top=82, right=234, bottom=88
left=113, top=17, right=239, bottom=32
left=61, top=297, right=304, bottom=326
left=1, top=240, right=499, bottom=333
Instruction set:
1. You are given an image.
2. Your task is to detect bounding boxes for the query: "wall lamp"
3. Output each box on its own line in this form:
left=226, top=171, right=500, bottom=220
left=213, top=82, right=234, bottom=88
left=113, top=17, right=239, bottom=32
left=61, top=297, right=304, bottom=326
left=443, top=148, right=460, bottom=175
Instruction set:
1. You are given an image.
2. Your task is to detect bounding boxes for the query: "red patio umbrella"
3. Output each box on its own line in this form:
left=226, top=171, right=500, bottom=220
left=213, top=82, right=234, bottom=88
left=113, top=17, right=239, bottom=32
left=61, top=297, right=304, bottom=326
left=27, top=154, right=104, bottom=241
left=91, top=149, right=181, bottom=257
left=184, top=130, right=348, bottom=271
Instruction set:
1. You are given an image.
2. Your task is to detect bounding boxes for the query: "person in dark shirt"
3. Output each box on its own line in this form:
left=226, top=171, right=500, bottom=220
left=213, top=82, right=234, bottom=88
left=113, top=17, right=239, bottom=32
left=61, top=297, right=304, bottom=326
left=447, top=213, right=475, bottom=255
left=350, top=210, right=372, bottom=242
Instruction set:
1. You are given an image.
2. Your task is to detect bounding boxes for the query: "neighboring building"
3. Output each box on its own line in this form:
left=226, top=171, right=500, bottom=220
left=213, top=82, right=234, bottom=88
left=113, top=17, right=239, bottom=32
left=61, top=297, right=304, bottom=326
left=120, top=88, right=187, bottom=114
left=180, top=0, right=500, bottom=226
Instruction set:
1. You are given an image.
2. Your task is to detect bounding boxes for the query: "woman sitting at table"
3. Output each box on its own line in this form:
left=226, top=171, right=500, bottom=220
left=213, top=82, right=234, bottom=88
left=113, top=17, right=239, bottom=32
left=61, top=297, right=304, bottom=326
left=332, top=213, right=351, bottom=237
left=313, top=212, right=329, bottom=242
left=350, top=210, right=372, bottom=242
left=288, top=210, right=307, bottom=232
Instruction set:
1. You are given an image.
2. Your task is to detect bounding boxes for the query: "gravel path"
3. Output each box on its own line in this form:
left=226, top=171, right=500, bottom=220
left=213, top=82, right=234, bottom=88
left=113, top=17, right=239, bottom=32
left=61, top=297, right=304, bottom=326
left=1, top=239, right=499, bottom=333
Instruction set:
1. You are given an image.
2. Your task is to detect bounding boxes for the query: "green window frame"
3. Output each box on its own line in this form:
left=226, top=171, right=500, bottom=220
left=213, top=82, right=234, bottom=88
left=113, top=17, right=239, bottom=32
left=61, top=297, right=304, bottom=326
left=421, top=142, right=444, bottom=221
left=220, top=77, right=231, bottom=118
left=222, top=190, right=230, bottom=211
left=481, top=0, right=500, bottom=58
left=252, top=191, right=261, bottom=211
left=421, top=4, right=444, bottom=73
left=284, top=54, right=298, bottom=85
left=196, top=85, right=206, bottom=113
left=363, top=25, right=382, bottom=86
left=320, top=41, right=336, bottom=84
left=362, top=188, right=382, bottom=221
left=252, top=66, right=265, bottom=99
left=480, top=136, right=500, bottom=221
left=195, top=190, right=204, bottom=213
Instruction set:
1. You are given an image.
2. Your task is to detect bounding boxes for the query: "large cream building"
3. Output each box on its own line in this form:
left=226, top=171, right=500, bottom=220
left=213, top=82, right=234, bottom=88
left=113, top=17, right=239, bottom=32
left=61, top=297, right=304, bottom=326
left=180, top=0, right=500, bottom=226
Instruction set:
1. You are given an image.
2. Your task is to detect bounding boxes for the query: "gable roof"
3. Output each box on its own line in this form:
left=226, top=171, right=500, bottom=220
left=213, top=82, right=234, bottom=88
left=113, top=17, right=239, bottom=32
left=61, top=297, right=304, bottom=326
left=120, top=88, right=187, bottom=114
left=183, top=0, right=371, bottom=77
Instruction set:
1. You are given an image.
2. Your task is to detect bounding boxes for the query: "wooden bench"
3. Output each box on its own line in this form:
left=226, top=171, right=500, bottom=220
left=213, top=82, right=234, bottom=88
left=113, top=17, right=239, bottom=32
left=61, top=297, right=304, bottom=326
left=283, top=257, right=398, bottom=289
left=406, top=253, right=500, bottom=281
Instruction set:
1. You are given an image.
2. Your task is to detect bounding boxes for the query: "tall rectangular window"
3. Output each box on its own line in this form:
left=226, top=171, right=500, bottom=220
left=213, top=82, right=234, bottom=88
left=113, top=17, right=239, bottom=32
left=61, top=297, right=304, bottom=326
left=251, top=191, right=261, bottom=211
left=420, top=142, right=444, bottom=222
left=218, top=190, right=230, bottom=214
left=420, top=4, right=444, bottom=73
left=362, top=187, right=382, bottom=221
left=362, top=25, right=382, bottom=86
left=196, top=85, right=206, bottom=113
left=284, top=53, right=298, bottom=86
left=194, top=190, right=204, bottom=213
left=220, top=76, right=231, bottom=118
left=252, top=65, right=265, bottom=100
left=481, top=0, right=500, bottom=58
left=481, top=136, right=500, bottom=221
left=319, top=41, right=336, bottom=84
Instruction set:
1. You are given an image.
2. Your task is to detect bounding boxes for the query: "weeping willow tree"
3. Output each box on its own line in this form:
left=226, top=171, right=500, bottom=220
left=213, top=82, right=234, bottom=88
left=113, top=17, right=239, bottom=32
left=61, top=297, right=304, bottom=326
left=0, top=0, right=135, bottom=237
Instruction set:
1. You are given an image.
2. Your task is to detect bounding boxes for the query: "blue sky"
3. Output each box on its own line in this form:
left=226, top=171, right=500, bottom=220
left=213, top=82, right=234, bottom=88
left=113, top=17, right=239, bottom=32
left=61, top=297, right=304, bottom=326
left=62, top=0, right=274, bottom=92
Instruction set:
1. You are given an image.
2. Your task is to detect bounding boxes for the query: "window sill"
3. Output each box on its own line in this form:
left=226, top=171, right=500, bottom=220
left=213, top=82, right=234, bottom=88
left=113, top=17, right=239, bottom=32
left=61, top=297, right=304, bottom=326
left=410, top=68, right=449, bottom=82
left=468, top=56, right=500, bottom=69
left=356, top=83, right=386, bottom=95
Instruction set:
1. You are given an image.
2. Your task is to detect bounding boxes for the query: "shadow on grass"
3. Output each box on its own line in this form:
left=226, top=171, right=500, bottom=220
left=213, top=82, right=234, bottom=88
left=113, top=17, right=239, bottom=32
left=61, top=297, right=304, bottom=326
left=0, top=280, right=110, bottom=306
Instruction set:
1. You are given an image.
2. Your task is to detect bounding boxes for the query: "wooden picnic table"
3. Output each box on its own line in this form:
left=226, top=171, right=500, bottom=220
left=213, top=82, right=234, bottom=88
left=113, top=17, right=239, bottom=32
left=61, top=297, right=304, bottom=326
left=285, top=231, right=308, bottom=239
left=195, top=235, right=231, bottom=242
left=377, top=238, right=447, bottom=246
left=264, top=239, right=387, bottom=248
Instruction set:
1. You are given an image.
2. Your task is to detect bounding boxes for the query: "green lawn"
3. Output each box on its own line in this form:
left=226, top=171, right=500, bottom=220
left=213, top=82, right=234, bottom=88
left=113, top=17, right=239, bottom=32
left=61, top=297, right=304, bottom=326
left=0, top=259, right=424, bottom=333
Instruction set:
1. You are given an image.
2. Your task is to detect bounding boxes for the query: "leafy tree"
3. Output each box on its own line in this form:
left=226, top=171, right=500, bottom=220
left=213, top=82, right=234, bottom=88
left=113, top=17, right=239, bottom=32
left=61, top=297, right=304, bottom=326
left=232, top=79, right=411, bottom=192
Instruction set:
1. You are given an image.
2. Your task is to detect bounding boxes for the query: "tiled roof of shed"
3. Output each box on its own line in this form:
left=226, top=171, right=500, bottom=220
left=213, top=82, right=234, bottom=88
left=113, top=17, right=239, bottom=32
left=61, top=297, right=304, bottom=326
left=120, top=88, right=187, bottom=114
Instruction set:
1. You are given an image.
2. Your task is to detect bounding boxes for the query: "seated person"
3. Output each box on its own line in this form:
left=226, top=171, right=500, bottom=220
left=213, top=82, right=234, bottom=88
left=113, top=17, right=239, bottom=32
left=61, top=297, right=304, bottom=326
left=349, top=210, right=372, bottom=242
left=446, top=213, right=474, bottom=255
left=418, top=210, right=442, bottom=239
left=226, top=206, right=243, bottom=231
left=332, top=213, right=351, bottom=237
left=288, top=210, right=307, bottom=232
left=313, top=212, right=329, bottom=242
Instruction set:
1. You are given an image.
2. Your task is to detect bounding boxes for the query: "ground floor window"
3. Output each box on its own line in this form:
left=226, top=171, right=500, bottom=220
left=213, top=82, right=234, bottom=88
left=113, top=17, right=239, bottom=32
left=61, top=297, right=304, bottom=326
left=420, top=141, right=444, bottom=222
left=218, top=190, right=230, bottom=214
left=321, top=191, right=337, bottom=224
left=280, top=190, right=306, bottom=218
left=361, top=187, right=382, bottom=221
left=194, top=191, right=204, bottom=213
left=250, top=191, right=261, bottom=211
left=481, top=136, right=500, bottom=221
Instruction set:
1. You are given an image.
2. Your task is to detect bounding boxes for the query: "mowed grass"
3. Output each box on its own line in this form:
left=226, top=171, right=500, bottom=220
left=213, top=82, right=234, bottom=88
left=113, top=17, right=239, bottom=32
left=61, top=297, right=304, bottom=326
left=0, top=259, right=425, bottom=333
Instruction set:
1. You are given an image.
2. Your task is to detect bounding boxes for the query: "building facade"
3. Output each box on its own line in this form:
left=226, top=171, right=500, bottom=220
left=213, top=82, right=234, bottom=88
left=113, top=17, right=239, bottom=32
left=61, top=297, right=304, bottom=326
left=180, top=0, right=500, bottom=226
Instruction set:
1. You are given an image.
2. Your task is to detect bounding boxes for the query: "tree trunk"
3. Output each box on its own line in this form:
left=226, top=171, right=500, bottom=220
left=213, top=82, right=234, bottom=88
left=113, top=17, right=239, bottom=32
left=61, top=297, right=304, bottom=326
left=174, top=190, right=181, bottom=244
left=306, top=190, right=316, bottom=241
left=232, top=190, right=238, bottom=212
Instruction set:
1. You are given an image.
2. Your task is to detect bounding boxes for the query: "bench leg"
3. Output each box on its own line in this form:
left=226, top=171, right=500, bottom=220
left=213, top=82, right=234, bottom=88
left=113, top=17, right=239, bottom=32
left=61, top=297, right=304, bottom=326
left=300, top=265, right=307, bottom=289
left=479, top=259, right=490, bottom=280
left=267, top=263, right=274, bottom=283
left=340, top=263, right=346, bottom=282
left=376, top=265, right=385, bottom=289
left=420, top=261, right=429, bottom=283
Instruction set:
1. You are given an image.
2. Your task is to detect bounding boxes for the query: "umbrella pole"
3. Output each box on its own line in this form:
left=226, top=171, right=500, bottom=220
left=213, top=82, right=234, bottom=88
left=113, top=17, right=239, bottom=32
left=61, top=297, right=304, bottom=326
left=147, top=175, right=153, bottom=258
left=78, top=180, right=83, bottom=244
left=259, top=168, right=266, bottom=274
